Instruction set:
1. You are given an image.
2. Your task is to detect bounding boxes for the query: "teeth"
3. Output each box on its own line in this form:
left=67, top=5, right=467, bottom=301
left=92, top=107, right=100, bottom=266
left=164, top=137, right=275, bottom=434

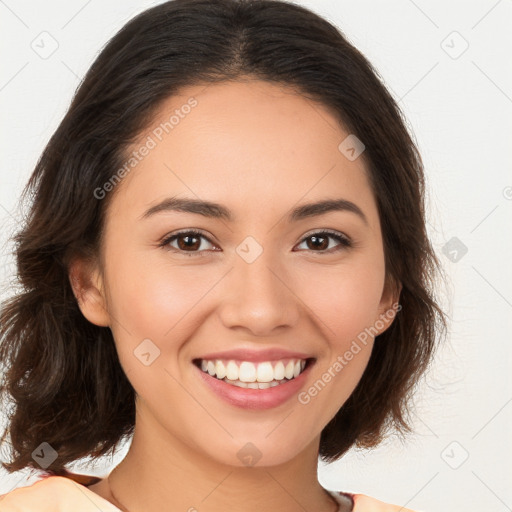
left=214, top=360, right=226, bottom=379
left=274, top=361, right=285, bottom=380
left=197, top=358, right=308, bottom=383
left=225, top=378, right=247, bottom=388
left=285, top=361, right=295, bottom=379
left=224, top=379, right=281, bottom=389
left=226, top=360, right=238, bottom=381
left=255, top=361, right=273, bottom=382
left=240, top=361, right=257, bottom=382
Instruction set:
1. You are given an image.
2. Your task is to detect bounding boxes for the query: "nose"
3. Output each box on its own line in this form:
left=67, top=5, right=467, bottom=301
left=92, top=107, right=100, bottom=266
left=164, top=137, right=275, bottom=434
left=216, top=251, right=301, bottom=337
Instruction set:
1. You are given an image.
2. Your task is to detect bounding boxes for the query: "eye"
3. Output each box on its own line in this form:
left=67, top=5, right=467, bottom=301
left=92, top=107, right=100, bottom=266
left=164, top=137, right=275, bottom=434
left=159, top=228, right=352, bottom=256
left=294, top=230, right=352, bottom=253
left=159, top=229, right=217, bottom=255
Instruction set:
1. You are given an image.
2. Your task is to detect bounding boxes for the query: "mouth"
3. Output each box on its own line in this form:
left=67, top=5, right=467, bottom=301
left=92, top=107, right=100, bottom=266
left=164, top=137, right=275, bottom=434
left=192, top=357, right=316, bottom=389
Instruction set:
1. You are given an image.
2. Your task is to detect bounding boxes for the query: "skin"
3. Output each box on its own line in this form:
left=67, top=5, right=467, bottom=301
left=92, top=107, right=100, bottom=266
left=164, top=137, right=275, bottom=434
left=68, top=78, right=402, bottom=512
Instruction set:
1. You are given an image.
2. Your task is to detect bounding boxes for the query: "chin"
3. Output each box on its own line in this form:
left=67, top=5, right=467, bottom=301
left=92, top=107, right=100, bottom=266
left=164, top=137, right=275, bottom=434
left=203, top=436, right=311, bottom=469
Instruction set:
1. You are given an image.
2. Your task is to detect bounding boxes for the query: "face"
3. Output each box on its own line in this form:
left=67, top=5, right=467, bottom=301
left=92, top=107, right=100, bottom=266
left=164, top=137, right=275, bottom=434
left=72, top=79, right=399, bottom=468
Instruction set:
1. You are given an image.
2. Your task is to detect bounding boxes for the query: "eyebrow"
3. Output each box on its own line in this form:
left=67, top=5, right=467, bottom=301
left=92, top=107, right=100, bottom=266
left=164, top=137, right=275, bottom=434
left=140, top=196, right=368, bottom=225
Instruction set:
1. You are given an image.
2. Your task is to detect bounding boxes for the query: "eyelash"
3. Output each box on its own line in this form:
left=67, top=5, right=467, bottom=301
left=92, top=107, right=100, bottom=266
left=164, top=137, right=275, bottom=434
left=159, top=228, right=353, bottom=256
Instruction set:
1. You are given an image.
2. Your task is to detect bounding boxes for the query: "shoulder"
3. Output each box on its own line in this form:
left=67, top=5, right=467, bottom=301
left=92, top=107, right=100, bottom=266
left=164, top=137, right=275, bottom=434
left=327, top=490, right=421, bottom=512
left=0, top=476, right=74, bottom=506
left=0, top=475, right=121, bottom=511
left=351, top=493, right=420, bottom=511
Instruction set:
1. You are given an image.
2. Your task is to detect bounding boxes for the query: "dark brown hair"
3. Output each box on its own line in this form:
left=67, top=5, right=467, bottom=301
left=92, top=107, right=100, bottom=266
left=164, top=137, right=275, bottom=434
left=0, top=0, right=446, bottom=476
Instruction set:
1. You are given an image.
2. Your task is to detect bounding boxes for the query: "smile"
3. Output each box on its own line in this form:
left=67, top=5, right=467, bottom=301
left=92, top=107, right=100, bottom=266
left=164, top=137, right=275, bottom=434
left=193, top=358, right=313, bottom=389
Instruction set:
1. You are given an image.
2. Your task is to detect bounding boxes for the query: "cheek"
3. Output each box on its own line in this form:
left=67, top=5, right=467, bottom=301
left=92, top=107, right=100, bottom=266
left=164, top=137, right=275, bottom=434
left=107, top=250, right=214, bottom=336
left=101, top=249, right=193, bottom=364
left=296, top=256, right=386, bottom=346
left=295, top=261, right=384, bottom=419
left=104, top=257, right=215, bottom=399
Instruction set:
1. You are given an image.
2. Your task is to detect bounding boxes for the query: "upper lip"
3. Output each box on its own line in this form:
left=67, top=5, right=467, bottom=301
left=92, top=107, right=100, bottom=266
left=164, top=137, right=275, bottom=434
left=194, top=348, right=314, bottom=363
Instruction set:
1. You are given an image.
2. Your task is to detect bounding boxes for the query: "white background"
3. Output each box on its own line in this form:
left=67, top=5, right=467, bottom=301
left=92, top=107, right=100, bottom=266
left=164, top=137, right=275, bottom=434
left=1, top=1, right=511, bottom=511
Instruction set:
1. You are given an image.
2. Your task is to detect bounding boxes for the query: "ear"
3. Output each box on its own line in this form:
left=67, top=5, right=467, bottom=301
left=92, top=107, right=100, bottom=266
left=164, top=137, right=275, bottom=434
left=374, top=274, right=402, bottom=336
left=68, top=257, right=110, bottom=327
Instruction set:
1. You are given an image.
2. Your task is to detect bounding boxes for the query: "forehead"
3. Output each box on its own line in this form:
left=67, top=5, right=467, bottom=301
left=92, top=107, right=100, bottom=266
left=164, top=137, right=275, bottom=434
left=106, top=79, right=379, bottom=228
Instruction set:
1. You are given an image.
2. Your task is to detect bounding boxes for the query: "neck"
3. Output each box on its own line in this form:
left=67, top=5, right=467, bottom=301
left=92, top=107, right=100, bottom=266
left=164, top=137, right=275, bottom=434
left=107, top=408, right=340, bottom=512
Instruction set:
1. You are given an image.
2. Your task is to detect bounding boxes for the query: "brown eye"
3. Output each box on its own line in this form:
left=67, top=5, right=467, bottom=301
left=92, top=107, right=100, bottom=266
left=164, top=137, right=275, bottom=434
left=295, top=230, right=352, bottom=253
left=306, top=234, right=329, bottom=251
left=177, top=233, right=201, bottom=251
left=160, top=230, right=216, bottom=254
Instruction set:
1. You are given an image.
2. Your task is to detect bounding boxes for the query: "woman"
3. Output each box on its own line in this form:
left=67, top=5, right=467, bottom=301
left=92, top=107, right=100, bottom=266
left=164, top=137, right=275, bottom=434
left=0, top=1, right=445, bottom=510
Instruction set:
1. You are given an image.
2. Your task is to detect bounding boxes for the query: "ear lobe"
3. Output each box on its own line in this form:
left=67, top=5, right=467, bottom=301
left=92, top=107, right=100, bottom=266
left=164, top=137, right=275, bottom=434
left=374, top=275, right=402, bottom=336
left=68, top=257, right=110, bottom=327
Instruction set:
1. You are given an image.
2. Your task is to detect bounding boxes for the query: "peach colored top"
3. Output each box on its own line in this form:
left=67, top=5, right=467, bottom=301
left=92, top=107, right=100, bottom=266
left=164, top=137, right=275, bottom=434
left=75, top=474, right=354, bottom=511
left=77, top=473, right=355, bottom=511
left=1, top=471, right=419, bottom=511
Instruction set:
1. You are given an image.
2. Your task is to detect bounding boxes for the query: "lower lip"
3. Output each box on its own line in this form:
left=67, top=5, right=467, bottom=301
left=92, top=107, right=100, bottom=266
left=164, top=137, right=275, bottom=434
left=193, top=360, right=315, bottom=410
